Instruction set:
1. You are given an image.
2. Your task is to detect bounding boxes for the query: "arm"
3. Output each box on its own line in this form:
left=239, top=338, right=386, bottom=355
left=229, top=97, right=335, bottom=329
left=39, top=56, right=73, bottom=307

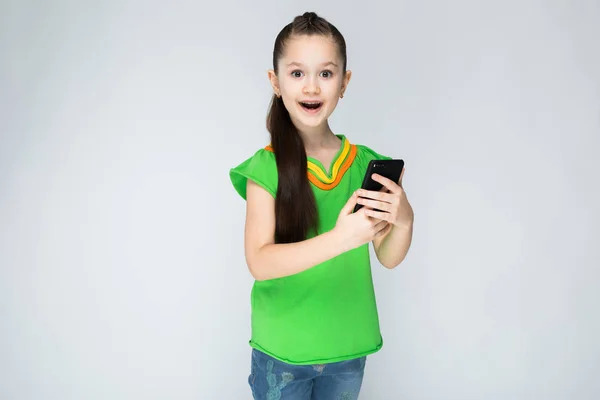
left=373, top=212, right=413, bottom=269
left=244, top=180, right=347, bottom=281
left=357, top=170, right=415, bottom=269
left=244, top=179, right=389, bottom=280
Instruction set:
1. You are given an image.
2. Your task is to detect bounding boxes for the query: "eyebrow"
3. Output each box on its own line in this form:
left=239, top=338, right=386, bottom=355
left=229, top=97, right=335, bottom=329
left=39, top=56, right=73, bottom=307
left=287, top=61, right=338, bottom=68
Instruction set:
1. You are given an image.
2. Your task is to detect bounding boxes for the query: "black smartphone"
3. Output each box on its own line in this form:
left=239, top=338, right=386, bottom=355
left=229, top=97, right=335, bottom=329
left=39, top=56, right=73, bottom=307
left=353, top=159, right=404, bottom=213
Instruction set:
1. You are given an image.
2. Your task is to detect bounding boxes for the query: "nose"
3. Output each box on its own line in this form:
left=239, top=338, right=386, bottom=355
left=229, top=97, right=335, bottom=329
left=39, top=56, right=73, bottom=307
left=303, top=76, right=321, bottom=95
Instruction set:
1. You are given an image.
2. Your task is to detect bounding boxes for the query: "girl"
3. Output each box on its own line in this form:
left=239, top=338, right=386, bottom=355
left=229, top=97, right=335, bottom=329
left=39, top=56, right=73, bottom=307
left=229, top=11, right=414, bottom=400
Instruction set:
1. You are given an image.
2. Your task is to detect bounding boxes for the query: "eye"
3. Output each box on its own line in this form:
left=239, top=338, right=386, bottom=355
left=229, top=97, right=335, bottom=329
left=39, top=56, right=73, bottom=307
left=291, top=70, right=303, bottom=78
left=320, top=70, right=334, bottom=78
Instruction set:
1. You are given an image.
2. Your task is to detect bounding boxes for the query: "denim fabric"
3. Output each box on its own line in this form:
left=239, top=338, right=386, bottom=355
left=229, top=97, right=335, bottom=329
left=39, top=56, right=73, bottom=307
left=248, top=349, right=367, bottom=400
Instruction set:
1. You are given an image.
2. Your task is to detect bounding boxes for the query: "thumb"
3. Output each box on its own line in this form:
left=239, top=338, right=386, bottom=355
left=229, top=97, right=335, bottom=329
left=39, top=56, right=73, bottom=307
left=340, top=190, right=360, bottom=216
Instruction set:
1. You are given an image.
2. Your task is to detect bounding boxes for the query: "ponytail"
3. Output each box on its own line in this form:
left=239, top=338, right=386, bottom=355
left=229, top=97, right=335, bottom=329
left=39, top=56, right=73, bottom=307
left=267, top=94, right=318, bottom=243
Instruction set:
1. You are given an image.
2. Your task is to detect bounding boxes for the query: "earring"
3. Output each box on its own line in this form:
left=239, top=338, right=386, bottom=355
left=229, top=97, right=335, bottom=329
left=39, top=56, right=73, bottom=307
left=340, top=93, right=344, bottom=98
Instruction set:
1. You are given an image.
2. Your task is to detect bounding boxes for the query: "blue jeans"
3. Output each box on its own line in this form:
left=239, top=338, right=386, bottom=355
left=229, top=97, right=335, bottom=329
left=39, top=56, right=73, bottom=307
left=248, top=349, right=367, bottom=400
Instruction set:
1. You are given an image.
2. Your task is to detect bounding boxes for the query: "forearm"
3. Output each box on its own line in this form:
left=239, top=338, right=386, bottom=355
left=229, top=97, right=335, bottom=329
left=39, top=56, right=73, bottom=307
left=247, top=229, right=349, bottom=281
left=375, top=221, right=413, bottom=269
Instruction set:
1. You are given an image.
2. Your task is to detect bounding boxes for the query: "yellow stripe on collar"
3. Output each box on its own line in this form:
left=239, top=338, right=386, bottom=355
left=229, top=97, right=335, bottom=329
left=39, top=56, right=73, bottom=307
left=306, top=139, right=350, bottom=184
left=264, top=138, right=356, bottom=191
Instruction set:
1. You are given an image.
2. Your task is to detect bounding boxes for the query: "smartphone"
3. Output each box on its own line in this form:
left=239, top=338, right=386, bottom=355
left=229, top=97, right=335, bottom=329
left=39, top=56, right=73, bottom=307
left=353, top=159, right=404, bottom=213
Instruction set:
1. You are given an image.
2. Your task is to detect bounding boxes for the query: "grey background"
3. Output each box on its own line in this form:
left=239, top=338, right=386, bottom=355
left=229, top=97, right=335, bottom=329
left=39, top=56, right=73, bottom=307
left=1, top=0, right=599, bottom=399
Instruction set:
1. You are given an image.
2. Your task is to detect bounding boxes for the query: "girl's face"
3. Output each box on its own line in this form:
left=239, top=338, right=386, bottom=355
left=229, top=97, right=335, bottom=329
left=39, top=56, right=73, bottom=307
left=269, top=35, right=351, bottom=132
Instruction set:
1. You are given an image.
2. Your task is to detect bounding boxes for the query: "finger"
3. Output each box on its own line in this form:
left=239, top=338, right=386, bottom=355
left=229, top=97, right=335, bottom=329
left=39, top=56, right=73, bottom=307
left=375, top=222, right=392, bottom=238
left=398, top=167, right=405, bottom=189
left=340, top=190, right=360, bottom=215
left=373, top=219, right=388, bottom=231
left=371, top=173, right=401, bottom=194
left=364, top=208, right=393, bottom=222
left=358, top=189, right=392, bottom=202
left=357, top=197, right=391, bottom=212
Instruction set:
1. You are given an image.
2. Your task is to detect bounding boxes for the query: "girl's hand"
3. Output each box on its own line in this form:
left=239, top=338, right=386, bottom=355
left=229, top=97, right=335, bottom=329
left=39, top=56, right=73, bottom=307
left=333, top=191, right=392, bottom=251
left=355, top=168, right=413, bottom=229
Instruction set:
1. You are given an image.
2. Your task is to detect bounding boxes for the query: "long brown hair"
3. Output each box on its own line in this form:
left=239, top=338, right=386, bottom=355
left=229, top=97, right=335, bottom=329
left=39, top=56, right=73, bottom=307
left=267, top=11, right=348, bottom=244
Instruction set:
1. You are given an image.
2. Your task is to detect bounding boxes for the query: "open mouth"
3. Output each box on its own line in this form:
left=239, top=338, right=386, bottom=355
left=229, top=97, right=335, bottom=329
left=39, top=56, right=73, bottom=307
left=299, top=101, right=323, bottom=113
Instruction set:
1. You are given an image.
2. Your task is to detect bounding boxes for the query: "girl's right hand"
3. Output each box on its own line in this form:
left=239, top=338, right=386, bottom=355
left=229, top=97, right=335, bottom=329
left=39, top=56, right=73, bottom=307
left=333, top=191, right=391, bottom=251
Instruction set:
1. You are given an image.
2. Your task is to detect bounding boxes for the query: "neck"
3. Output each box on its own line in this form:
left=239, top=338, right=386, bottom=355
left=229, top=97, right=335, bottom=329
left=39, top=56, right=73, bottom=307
left=295, top=121, right=338, bottom=152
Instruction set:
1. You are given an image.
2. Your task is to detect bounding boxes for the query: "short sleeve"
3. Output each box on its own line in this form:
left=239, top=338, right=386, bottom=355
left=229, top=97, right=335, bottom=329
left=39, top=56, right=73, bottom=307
left=229, top=148, right=278, bottom=200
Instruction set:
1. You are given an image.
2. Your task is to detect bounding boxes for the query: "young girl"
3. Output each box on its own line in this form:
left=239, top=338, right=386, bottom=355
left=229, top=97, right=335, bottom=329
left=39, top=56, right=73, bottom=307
left=230, top=11, right=414, bottom=400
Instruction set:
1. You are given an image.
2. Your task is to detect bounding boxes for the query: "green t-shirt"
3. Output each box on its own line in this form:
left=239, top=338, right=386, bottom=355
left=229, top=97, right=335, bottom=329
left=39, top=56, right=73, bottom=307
left=229, top=134, right=391, bottom=365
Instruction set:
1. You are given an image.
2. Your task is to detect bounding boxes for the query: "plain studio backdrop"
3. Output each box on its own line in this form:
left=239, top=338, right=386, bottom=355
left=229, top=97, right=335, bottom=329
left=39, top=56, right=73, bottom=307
left=1, top=1, right=599, bottom=399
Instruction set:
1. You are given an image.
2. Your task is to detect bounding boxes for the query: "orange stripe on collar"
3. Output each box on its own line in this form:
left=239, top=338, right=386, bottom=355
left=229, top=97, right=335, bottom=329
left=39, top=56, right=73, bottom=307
left=264, top=143, right=357, bottom=191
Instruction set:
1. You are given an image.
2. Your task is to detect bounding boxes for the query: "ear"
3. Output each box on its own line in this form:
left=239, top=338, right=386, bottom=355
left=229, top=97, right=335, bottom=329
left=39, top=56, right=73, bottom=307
left=340, top=70, right=352, bottom=97
left=267, top=69, right=280, bottom=95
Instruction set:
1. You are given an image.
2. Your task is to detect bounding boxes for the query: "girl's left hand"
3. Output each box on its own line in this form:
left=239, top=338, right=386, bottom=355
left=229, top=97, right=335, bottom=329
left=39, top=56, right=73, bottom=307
left=356, top=168, right=413, bottom=229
